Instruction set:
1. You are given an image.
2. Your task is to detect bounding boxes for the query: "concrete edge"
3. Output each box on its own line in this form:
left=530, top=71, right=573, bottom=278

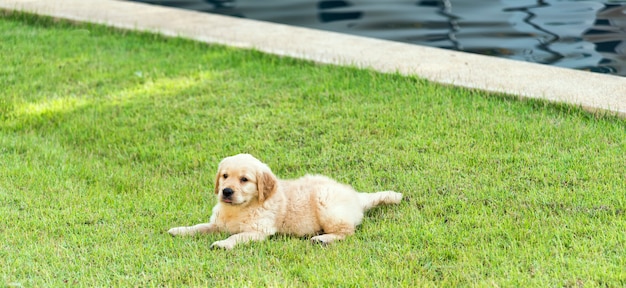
left=2, top=0, right=625, bottom=117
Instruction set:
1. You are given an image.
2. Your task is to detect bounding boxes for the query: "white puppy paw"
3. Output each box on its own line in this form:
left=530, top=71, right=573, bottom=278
left=391, top=192, right=403, bottom=203
left=310, top=235, right=333, bottom=246
left=210, top=239, right=235, bottom=250
left=168, top=226, right=193, bottom=236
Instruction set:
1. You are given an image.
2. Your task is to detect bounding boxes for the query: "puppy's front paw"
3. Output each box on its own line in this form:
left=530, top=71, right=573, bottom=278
left=168, top=226, right=193, bottom=236
left=210, top=239, right=235, bottom=250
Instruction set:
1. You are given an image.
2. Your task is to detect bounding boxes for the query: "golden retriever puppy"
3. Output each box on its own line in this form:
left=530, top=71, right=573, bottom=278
left=168, top=154, right=402, bottom=249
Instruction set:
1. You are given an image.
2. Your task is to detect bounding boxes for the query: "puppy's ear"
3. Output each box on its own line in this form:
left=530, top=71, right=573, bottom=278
left=257, top=170, right=277, bottom=202
left=214, top=170, right=221, bottom=195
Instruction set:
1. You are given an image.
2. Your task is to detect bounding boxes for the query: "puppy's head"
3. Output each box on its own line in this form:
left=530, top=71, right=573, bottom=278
left=214, top=154, right=277, bottom=206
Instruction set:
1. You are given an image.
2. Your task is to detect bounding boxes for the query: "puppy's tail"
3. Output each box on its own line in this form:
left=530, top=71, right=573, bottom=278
left=358, top=191, right=402, bottom=211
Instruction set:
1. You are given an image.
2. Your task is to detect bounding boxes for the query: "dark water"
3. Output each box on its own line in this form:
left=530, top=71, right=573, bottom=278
left=132, top=0, right=626, bottom=77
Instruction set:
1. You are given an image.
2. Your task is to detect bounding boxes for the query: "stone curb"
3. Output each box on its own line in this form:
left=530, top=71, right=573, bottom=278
left=2, top=0, right=625, bottom=116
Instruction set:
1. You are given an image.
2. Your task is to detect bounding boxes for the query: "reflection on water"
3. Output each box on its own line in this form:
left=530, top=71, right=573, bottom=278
left=131, top=0, right=626, bottom=76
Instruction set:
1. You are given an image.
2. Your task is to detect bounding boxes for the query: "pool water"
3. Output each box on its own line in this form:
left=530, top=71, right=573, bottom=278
left=132, top=0, right=626, bottom=77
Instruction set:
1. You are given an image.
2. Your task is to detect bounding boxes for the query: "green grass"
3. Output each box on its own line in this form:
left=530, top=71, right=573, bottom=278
left=1, top=11, right=625, bottom=287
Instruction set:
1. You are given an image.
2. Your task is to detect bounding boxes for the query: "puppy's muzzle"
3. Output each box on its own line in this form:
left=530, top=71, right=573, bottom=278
left=222, top=188, right=234, bottom=203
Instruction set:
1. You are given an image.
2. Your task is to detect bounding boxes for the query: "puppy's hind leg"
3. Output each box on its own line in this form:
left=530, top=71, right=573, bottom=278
left=311, top=222, right=355, bottom=246
left=311, top=192, right=365, bottom=245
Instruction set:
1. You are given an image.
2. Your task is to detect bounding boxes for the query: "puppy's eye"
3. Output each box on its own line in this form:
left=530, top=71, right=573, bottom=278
left=223, top=174, right=228, bottom=179
left=241, top=177, right=248, bottom=183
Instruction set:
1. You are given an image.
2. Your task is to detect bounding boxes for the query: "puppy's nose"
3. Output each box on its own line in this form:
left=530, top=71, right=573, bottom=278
left=222, top=188, right=234, bottom=198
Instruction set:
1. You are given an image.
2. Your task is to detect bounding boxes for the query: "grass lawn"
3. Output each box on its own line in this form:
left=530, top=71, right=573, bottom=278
left=1, top=11, right=625, bottom=287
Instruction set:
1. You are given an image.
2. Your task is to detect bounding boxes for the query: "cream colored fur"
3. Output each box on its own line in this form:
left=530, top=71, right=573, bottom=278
left=168, top=154, right=402, bottom=249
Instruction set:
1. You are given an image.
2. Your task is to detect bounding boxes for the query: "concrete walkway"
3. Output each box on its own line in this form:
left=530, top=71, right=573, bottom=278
left=2, top=0, right=625, bottom=117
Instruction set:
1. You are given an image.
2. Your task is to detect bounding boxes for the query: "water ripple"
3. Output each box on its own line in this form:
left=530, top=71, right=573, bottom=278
left=132, top=0, right=626, bottom=76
